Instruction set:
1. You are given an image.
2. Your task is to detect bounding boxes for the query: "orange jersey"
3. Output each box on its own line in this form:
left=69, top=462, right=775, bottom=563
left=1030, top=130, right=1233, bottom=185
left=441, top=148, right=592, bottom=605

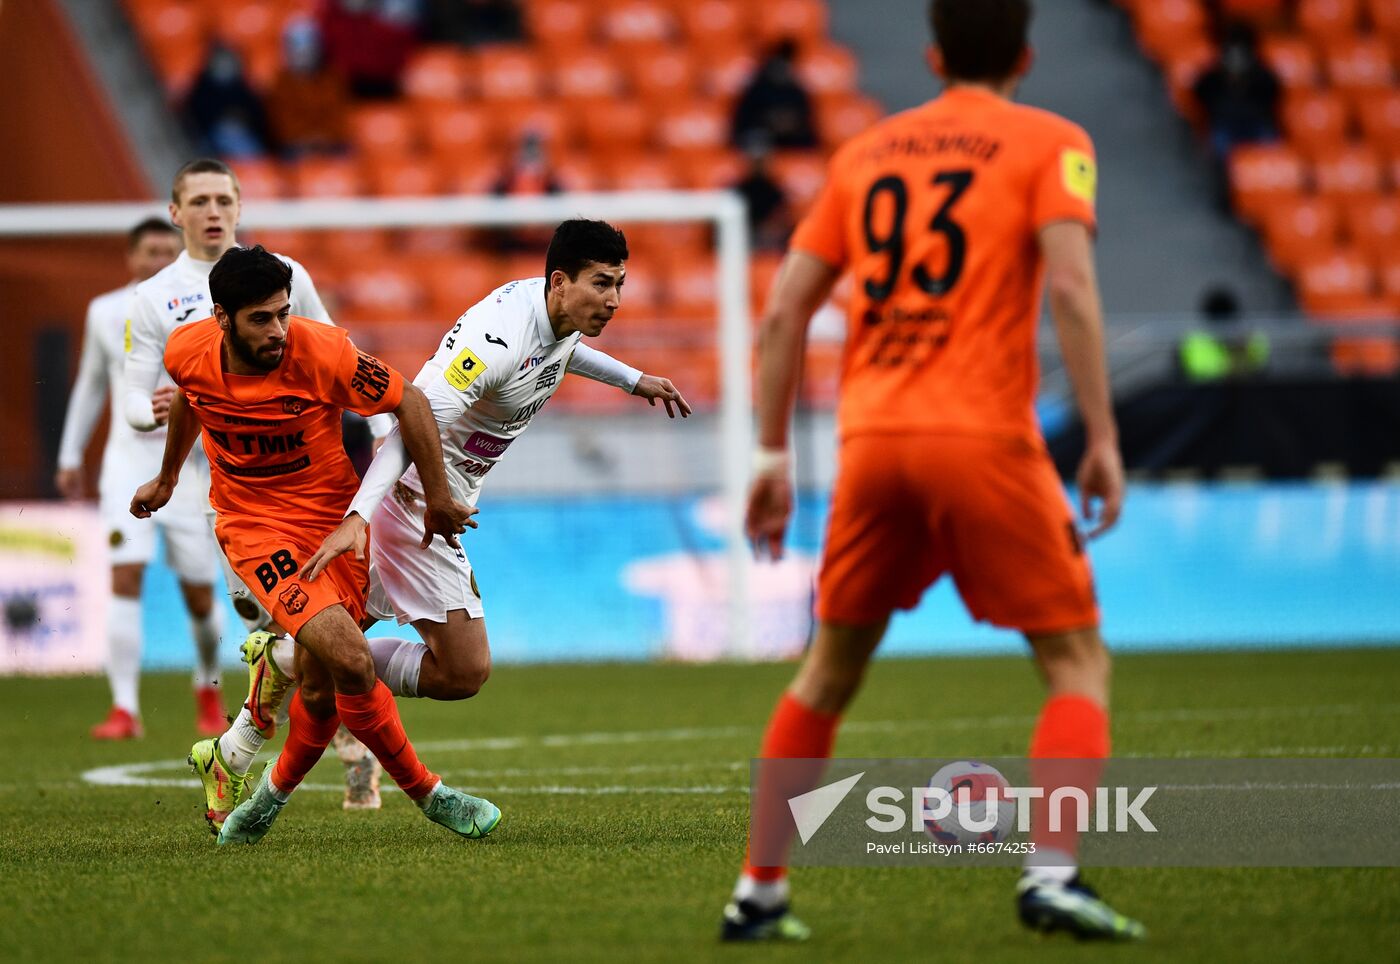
left=791, top=86, right=1097, bottom=444
left=164, top=317, right=404, bottom=529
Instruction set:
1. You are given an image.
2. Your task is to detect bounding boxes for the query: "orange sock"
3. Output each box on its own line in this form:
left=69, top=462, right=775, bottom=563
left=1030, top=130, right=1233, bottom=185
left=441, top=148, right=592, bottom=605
left=335, top=681, right=440, bottom=801
left=270, top=691, right=341, bottom=795
left=1028, top=693, right=1110, bottom=865
left=743, top=692, right=841, bottom=883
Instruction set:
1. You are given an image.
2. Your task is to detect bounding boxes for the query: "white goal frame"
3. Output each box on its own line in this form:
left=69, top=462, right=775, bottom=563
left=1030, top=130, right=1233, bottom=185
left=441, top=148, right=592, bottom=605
left=0, top=191, right=757, bottom=658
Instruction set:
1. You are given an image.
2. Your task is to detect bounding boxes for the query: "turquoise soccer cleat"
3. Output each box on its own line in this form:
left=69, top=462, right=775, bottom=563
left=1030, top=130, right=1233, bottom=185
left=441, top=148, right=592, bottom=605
left=417, top=783, right=501, bottom=839
left=217, top=759, right=286, bottom=846
left=1017, top=873, right=1147, bottom=941
left=720, top=900, right=812, bottom=942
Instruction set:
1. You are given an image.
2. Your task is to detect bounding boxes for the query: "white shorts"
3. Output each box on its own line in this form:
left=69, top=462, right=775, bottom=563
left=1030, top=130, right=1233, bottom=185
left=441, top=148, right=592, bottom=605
left=99, top=460, right=217, bottom=584
left=369, top=489, right=485, bottom=625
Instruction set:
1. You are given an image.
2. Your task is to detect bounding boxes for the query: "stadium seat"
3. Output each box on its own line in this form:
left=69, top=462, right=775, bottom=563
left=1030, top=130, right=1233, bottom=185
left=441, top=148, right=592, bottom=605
left=599, top=0, right=677, bottom=47
left=678, top=0, right=749, bottom=53
left=1368, top=0, right=1400, bottom=40
left=287, top=156, right=363, bottom=198
left=1311, top=143, right=1384, bottom=199
left=656, top=101, right=730, bottom=151
left=800, top=340, right=844, bottom=406
left=1219, top=0, right=1287, bottom=26
left=401, top=46, right=474, bottom=101
left=1260, top=195, right=1342, bottom=271
left=347, top=103, right=418, bottom=158
left=552, top=49, right=626, bottom=102
left=1161, top=38, right=1218, bottom=124
left=212, top=0, right=280, bottom=57
left=1294, top=247, right=1379, bottom=315
left=440, top=153, right=504, bottom=195
left=551, top=155, right=605, bottom=191
left=338, top=259, right=428, bottom=320
left=525, top=0, right=596, bottom=50
left=606, top=152, right=681, bottom=190
left=398, top=226, right=469, bottom=256
left=1342, top=195, right=1400, bottom=257
left=755, top=0, right=829, bottom=48
left=418, top=102, right=492, bottom=160
left=816, top=93, right=884, bottom=148
left=1280, top=90, right=1352, bottom=155
left=1228, top=144, right=1308, bottom=223
left=579, top=99, right=651, bottom=153
left=319, top=228, right=392, bottom=262
left=496, top=102, right=574, bottom=150
left=475, top=46, right=545, bottom=101
left=1259, top=36, right=1323, bottom=89
left=231, top=157, right=286, bottom=199
left=797, top=43, right=859, bottom=96
left=1377, top=252, right=1400, bottom=300
left=1354, top=89, right=1400, bottom=153
left=1133, top=0, right=1209, bottom=64
left=364, top=156, right=441, bottom=197
left=769, top=151, right=828, bottom=211
left=666, top=254, right=720, bottom=318
left=671, top=149, right=748, bottom=190
left=416, top=255, right=502, bottom=317
left=706, top=49, right=761, bottom=98
left=628, top=46, right=698, bottom=106
left=1324, top=37, right=1395, bottom=94
left=1298, top=0, right=1362, bottom=43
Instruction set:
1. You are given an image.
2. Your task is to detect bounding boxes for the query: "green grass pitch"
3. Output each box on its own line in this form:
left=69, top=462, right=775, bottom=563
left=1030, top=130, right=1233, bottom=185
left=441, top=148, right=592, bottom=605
left=2, top=648, right=1398, bottom=962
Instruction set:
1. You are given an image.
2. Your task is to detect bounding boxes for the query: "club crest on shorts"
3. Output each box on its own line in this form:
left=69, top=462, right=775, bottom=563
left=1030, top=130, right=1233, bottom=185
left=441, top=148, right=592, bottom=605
left=109, top=530, right=125, bottom=548
left=279, top=584, right=309, bottom=615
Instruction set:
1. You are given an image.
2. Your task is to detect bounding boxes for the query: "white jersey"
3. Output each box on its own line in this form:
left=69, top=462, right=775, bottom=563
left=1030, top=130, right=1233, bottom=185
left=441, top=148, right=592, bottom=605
left=123, top=249, right=331, bottom=430
left=396, top=277, right=640, bottom=507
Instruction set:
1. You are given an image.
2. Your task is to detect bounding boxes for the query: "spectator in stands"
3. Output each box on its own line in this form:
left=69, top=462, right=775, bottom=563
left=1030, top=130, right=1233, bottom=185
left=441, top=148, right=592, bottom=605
left=424, top=0, right=524, bottom=46
left=731, top=39, right=819, bottom=151
left=490, top=129, right=560, bottom=251
left=732, top=140, right=793, bottom=252
left=267, top=18, right=351, bottom=157
left=1192, top=22, right=1281, bottom=159
left=319, top=0, right=423, bottom=99
left=183, top=44, right=272, bottom=158
left=1179, top=286, right=1271, bottom=381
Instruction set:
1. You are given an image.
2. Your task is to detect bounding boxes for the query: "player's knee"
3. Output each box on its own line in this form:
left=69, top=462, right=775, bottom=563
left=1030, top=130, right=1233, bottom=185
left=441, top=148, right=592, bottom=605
left=298, top=680, right=336, bottom=717
left=441, top=659, right=490, bottom=700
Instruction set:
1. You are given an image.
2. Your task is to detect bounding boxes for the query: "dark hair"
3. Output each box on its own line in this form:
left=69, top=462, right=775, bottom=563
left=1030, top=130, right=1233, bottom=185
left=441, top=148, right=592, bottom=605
left=209, top=245, right=293, bottom=319
left=545, top=219, right=629, bottom=281
left=127, top=217, right=177, bottom=250
left=930, top=0, right=1032, bottom=83
left=171, top=157, right=241, bottom=205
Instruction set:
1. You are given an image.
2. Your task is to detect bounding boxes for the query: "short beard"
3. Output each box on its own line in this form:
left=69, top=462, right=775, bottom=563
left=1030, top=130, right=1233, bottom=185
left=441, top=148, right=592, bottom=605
left=229, top=330, right=280, bottom=371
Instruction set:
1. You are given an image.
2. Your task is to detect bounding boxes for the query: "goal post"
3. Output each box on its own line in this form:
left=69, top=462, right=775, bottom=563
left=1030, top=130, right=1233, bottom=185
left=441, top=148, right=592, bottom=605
left=0, top=190, right=758, bottom=659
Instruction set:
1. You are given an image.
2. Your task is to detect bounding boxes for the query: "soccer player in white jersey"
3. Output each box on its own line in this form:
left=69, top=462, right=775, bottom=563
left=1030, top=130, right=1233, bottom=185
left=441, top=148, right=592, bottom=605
left=299, top=220, right=689, bottom=710
left=55, top=218, right=215, bottom=739
left=124, top=157, right=379, bottom=820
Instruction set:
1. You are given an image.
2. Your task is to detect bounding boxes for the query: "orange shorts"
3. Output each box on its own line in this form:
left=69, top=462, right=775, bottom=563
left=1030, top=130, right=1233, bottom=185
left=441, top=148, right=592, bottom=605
left=215, top=517, right=370, bottom=638
left=816, top=433, right=1099, bottom=634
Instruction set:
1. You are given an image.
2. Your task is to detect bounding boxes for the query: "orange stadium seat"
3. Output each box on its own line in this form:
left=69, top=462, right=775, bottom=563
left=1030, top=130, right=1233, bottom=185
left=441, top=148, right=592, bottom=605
left=1324, top=38, right=1395, bottom=94
left=666, top=254, right=720, bottom=318
left=347, top=103, right=419, bottom=158
left=338, top=260, right=428, bottom=320
left=706, top=49, right=762, bottom=98
left=418, top=255, right=502, bottom=317
left=755, top=0, right=829, bottom=48
left=769, top=151, right=829, bottom=211
left=1281, top=90, right=1352, bottom=154
left=287, top=156, right=363, bottom=198
left=1259, top=36, right=1322, bottom=89
left=817, top=93, right=884, bottom=148
left=1228, top=144, right=1308, bottom=223
left=579, top=99, right=651, bottom=152
left=678, top=0, right=749, bottom=53
left=797, top=43, right=859, bottom=96
left=1294, top=247, right=1379, bottom=315
left=397, top=226, right=468, bottom=256
left=1298, top=0, right=1362, bottom=42
left=656, top=100, right=730, bottom=151
left=211, top=0, right=280, bottom=56
left=1342, top=195, right=1400, bottom=256
left=495, top=101, right=574, bottom=150
left=552, top=49, right=626, bottom=101
left=671, top=149, right=748, bottom=189
left=401, top=46, right=473, bottom=101
left=1312, top=143, right=1384, bottom=198
left=1368, top=0, right=1400, bottom=39
left=441, top=153, right=504, bottom=194
left=475, top=46, right=545, bottom=101
left=1378, top=253, right=1400, bottom=302
left=1354, top=90, right=1400, bottom=153
left=628, top=46, right=698, bottom=106
left=551, top=155, right=605, bottom=191
left=606, top=152, right=681, bottom=190
left=1133, top=0, right=1209, bottom=63
left=1259, top=195, right=1342, bottom=271
left=1219, top=0, right=1287, bottom=26
left=319, top=228, right=392, bottom=262
left=231, top=157, right=286, bottom=199
left=244, top=228, right=312, bottom=259
left=1162, top=38, right=1217, bottom=123
left=525, top=0, right=597, bottom=49
left=599, top=0, right=677, bottom=47
left=418, top=102, right=493, bottom=160
left=364, top=156, right=441, bottom=196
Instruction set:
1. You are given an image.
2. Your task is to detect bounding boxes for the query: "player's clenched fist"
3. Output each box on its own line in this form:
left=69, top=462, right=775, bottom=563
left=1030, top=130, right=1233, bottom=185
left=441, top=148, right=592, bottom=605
left=421, top=498, right=478, bottom=550
left=129, top=476, right=175, bottom=518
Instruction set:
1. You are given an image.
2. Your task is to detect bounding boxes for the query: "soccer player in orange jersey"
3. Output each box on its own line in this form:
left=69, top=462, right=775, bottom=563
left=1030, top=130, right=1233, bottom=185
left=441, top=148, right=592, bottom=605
left=721, top=0, right=1144, bottom=942
left=131, top=246, right=501, bottom=844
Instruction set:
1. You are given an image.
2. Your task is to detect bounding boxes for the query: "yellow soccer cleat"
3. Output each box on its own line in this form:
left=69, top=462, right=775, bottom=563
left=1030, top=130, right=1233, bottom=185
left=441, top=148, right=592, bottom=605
left=241, top=630, right=293, bottom=739
left=188, top=738, right=249, bottom=837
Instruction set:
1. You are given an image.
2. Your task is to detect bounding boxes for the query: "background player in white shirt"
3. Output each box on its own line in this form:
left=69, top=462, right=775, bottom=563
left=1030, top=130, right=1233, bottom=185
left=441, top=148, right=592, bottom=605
left=56, top=218, right=220, bottom=740
left=125, top=158, right=379, bottom=811
left=300, top=220, right=689, bottom=709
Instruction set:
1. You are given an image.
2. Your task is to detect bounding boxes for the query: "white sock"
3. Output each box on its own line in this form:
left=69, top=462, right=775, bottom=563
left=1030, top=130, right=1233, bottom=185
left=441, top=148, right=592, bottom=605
left=219, top=706, right=267, bottom=776
left=270, top=633, right=296, bottom=678
left=1022, top=848, right=1077, bottom=885
left=107, top=596, right=143, bottom=715
left=266, top=774, right=293, bottom=803
left=368, top=637, right=426, bottom=697
left=734, top=873, right=789, bottom=910
left=190, top=609, right=224, bottom=689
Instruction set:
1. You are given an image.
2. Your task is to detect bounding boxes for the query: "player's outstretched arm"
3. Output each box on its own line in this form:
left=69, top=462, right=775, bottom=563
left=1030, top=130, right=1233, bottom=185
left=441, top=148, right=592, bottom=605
left=566, top=343, right=691, bottom=418
left=747, top=251, right=840, bottom=560
left=1039, top=220, right=1123, bottom=538
left=130, top=389, right=199, bottom=518
left=55, top=306, right=109, bottom=500
left=395, top=384, right=475, bottom=549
